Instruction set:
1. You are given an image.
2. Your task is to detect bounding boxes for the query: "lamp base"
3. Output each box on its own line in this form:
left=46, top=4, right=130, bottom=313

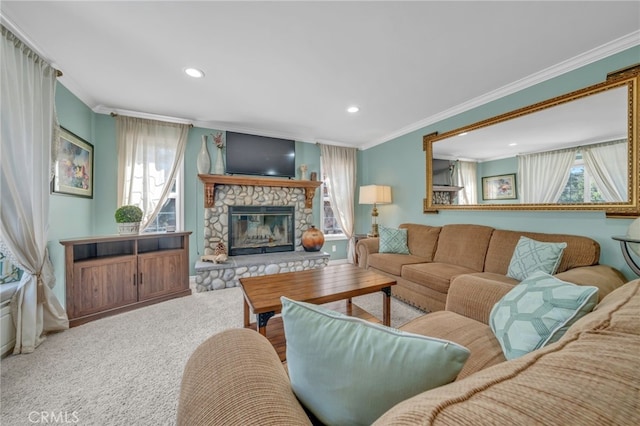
left=368, top=223, right=379, bottom=238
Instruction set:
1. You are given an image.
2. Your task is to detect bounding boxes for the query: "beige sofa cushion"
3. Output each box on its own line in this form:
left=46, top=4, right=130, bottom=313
left=484, top=230, right=600, bottom=275
left=374, top=280, right=640, bottom=426
left=368, top=253, right=430, bottom=276
left=399, top=223, right=441, bottom=260
left=433, top=224, right=494, bottom=271
left=401, top=263, right=477, bottom=294
left=400, top=311, right=505, bottom=380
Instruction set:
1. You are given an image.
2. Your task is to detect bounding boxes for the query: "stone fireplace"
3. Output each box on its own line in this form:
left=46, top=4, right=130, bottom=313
left=195, top=175, right=330, bottom=292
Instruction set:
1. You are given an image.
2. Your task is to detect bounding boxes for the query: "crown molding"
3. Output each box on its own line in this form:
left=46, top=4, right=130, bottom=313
left=360, top=30, right=640, bottom=150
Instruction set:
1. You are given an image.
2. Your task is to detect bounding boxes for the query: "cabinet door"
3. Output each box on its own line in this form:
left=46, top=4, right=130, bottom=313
left=70, top=256, right=137, bottom=319
left=137, top=250, right=187, bottom=301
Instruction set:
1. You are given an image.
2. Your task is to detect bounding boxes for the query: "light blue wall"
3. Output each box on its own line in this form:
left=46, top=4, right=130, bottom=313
left=358, top=46, right=640, bottom=281
left=49, top=85, right=95, bottom=302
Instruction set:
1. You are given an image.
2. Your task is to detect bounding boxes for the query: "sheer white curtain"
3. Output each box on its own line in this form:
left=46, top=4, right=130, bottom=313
left=518, top=147, right=577, bottom=203
left=453, top=160, right=478, bottom=204
left=116, top=116, right=189, bottom=229
left=319, top=144, right=357, bottom=263
left=582, top=140, right=627, bottom=202
left=1, top=25, right=68, bottom=354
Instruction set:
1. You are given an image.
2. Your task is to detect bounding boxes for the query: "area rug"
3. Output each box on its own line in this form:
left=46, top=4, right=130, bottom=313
left=0, top=286, right=423, bottom=425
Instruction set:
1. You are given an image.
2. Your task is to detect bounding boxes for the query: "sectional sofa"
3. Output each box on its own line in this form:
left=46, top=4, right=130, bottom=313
left=176, top=273, right=639, bottom=425
left=355, top=223, right=626, bottom=312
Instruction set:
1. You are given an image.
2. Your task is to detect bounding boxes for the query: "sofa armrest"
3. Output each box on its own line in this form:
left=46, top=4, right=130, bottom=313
left=445, top=275, right=515, bottom=325
left=177, top=328, right=312, bottom=426
left=356, top=237, right=379, bottom=268
left=553, top=265, right=627, bottom=301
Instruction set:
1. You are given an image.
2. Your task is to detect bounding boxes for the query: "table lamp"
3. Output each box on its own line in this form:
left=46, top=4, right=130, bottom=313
left=359, top=185, right=392, bottom=237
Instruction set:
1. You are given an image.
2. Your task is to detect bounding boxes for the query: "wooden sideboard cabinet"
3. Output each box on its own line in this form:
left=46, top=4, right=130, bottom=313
left=60, top=232, right=192, bottom=327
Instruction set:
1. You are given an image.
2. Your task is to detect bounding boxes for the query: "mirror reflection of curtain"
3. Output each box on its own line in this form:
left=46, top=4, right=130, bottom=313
left=518, top=147, right=577, bottom=203
left=453, top=161, right=477, bottom=204
left=582, top=140, right=627, bottom=202
left=116, top=116, right=189, bottom=230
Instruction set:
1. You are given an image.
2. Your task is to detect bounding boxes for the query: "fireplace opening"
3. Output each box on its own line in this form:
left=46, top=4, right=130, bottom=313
left=228, top=206, right=295, bottom=255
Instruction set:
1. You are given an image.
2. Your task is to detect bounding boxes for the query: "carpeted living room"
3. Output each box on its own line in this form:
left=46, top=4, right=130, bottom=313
left=2, top=2, right=640, bottom=425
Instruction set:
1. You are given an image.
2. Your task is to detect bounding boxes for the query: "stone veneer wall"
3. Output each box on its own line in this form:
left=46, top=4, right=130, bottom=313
left=195, top=183, right=329, bottom=292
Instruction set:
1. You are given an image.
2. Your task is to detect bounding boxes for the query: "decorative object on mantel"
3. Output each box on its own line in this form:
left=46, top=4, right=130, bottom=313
left=213, top=132, right=225, bottom=175
left=359, top=185, right=392, bottom=237
left=197, top=134, right=211, bottom=174
left=201, top=241, right=228, bottom=263
left=300, top=164, right=308, bottom=180
left=310, top=171, right=318, bottom=181
left=114, top=205, right=143, bottom=235
left=302, top=225, right=325, bottom=252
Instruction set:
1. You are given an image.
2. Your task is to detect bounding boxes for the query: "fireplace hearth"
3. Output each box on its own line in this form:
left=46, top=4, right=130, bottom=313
left=228, top=206, right=294, bottom=255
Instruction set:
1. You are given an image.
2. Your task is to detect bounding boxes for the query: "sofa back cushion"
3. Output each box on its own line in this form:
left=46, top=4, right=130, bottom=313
left=373, top=280, right=640, bottom=426
left=433, top=224, right=494, bottom=271
left=484, top=230, right=600, bottom=275
left=399, top=223, right=441, bottom=261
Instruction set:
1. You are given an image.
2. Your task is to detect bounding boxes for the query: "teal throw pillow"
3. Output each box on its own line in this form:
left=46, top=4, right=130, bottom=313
left=281, top=297, right=470, bottom=426
left=489, top=271, right=599, bottom=360
left=507, top=236, right=567, bottom=281
left=378, top=226, right=410, bottom=254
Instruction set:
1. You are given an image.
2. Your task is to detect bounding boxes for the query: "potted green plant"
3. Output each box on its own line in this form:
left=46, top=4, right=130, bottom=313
left=115, top=205, right=143, bottom=235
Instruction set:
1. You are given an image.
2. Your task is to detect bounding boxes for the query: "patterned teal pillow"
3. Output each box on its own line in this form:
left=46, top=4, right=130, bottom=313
left=379, top=226, right=410, bottom=254
left=489, top=271, right=598, bottom=360
left=0, top=252, right=22, bottom=284
left=281, top=297, right=469, bottom=425
left=507, top=236, right=567, bottom=281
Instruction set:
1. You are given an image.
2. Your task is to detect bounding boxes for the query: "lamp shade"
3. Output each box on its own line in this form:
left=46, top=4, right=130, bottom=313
left=359, top=185, right=392, bottom=205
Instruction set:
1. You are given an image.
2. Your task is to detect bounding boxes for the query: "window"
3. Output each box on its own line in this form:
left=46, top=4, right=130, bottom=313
left=320, top=171, right=345, bottom=238
left=559, top=154, right=604, bottom=203
left=144, top=165, right=184, bottom=232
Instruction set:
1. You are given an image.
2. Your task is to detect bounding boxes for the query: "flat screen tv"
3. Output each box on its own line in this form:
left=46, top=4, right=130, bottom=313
left=225, top=131, right=296, bottom=178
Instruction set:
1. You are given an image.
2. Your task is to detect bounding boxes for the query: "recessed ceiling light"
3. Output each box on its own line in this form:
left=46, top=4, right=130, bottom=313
left=458, top=132, right=468, bottom=136
left=184, top=68, right=205, bottom=78
left=509, top=143, right=517, bottom=146
left=347, top=106, right=359, bottom=113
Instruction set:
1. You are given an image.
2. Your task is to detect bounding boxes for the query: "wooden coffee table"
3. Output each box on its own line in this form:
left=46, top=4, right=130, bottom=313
left=239, top=264, right=396, bottom=360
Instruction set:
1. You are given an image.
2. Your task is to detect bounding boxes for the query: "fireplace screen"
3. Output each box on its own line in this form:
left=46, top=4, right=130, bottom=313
left=228, top=206, right=295, bottom=255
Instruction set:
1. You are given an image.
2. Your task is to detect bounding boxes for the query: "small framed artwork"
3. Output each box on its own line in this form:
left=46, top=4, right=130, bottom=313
left=482, top=173, right=517, bottom=200
left=52, top=127, right=94, bottom=198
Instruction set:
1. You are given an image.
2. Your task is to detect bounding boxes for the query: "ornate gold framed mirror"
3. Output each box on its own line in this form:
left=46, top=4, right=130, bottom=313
left=424, top=65, right=639, bottom=218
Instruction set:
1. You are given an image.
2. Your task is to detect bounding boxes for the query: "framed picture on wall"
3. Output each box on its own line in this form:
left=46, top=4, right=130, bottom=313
left=482, top=173, right=517, bottom=200
left=52, top=127, right=94, bottom=198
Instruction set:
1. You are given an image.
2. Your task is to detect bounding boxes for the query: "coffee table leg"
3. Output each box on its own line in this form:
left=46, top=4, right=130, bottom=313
left=257, top=311, right=275, bottom=336
left=243, top=299, right=250, bottom=328
left=382, top=287, right=391, bottom=326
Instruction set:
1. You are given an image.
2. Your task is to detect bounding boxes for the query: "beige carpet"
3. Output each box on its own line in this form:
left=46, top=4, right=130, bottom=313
left=0, top=285, right=423, bottom=426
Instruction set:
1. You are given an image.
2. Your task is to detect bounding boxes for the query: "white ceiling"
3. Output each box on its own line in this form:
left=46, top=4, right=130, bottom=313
left=2, top=1, right=639, bottom=149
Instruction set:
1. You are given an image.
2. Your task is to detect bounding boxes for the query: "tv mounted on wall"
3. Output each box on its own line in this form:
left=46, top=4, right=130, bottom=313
left=225, top=131, right=296, bottom=178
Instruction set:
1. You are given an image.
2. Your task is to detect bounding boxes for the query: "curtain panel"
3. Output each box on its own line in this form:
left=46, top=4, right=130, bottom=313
left=1, top=25, right=69, bottom=354
left=582, top=140, right=627, bottom=202
left=116, top=116, right=189, bottom=230
left=319, top=144, right=357, bottom=263
left=518, top=147, right=577, bottom=203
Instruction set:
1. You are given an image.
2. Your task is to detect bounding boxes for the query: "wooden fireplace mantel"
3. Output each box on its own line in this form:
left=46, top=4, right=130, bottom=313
left=198, top=174, right=323, bottom=208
